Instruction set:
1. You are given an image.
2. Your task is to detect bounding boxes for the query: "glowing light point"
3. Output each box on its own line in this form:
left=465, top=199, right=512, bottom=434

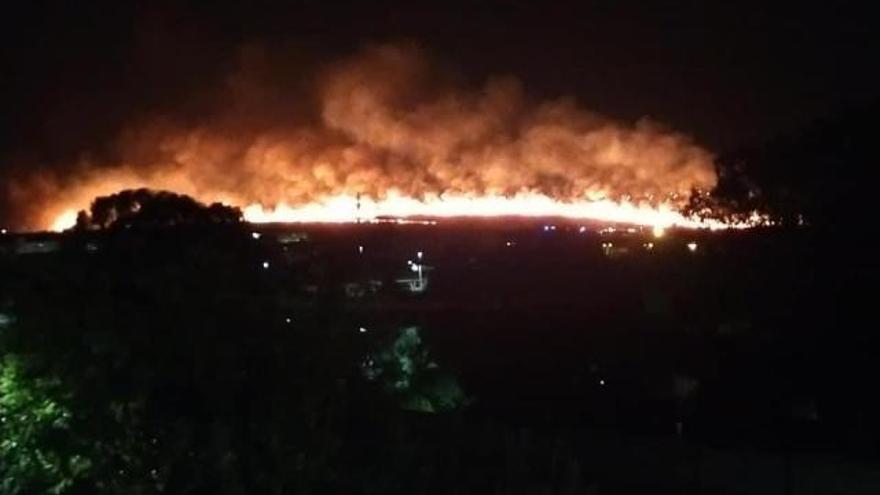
left=358, top=245, right=364, bottom=254
left=644, top=242, right=654, bottom=250
left=599, top=379, right=606, bottom=386
left=410, top=263, right=420, bottom=272
left=687, top=242, right=698, bottom=252
left=0, top=228, right=6, bottom=235
left=358, top=326, right=367, bottom=333
left=652, top=225, right=666, bottom=238
left=262, top=261, right=270, bottom=269
left=417, top=251, right=423, bottom=259
left=51, top=210, right=78, bottom=232
left=578, top=226, right=586, bottom=233
left=285, top=317, right=292, bottom=324
left=251, top=232, right=261, bottom=240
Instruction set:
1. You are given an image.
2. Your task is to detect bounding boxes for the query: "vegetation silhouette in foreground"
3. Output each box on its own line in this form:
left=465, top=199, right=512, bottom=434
left=74, top=189, right=241, bottom=231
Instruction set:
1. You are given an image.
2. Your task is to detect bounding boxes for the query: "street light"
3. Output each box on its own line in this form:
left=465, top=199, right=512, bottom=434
left=409, top=251, right=424, bottom=287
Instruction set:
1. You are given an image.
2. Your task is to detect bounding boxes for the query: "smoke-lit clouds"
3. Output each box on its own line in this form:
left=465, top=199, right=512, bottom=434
left=5, top=42, right=717, bottom=230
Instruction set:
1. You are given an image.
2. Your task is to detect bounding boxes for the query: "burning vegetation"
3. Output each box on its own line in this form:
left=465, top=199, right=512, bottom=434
left=5, top=43, right=767, bottom=232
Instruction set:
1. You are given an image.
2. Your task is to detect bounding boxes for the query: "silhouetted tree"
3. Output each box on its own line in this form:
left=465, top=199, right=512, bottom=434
left=709, top=100, right=878, bottom=229
left=74, top=189, right=241, bottom=231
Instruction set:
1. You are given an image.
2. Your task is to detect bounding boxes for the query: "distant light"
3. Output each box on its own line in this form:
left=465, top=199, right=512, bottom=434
left=285, top=317, right=292, bottom=324
left=410, top=263, right=419, bottom=272
left=251, top=232, right=261, bottom=240
left=358, top=326, right=367, bottom=333
left=543, top=225, right=550, bottom=231
left=578, top=226, right=586, bottom=233
left=652, top=225, right=666, bottom=238
left=407, top=259, right=413, bottom=265
left=417, top=251, right=423, bottom=259
left=550, top=225, right=557, bottom=231
left=358, top=245, right=364, bottom=254
left=687, top=242, right=698, bottom=252
left=599, top=379, right=606, bottom=386
left=506, top=241, right=513, bottom=247
left=262, top=261, right=270, bottom=269
left=0, top=228, right=6, bottom=235
left=644, top=242, right=654, bottom=250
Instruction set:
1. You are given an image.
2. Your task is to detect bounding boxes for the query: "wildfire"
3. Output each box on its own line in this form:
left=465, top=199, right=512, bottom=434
left=240, top=192, right=760, bottom=230
left=51, top=210, right=79, bottom=232
left=12, top=43, right=770, bottom=233
left=49, top=192, right=767, bottom=232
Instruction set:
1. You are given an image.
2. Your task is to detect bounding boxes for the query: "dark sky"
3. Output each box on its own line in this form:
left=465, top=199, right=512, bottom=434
left=1, top=0, right=877, bottom=167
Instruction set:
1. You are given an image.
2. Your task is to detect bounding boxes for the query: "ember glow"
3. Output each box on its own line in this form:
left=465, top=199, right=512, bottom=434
left=51, top=210, right=79, bottom=232
left=10, top=43, right=767, bottom=232
left=47, top=191, right=765, bottom=232
left=239, top=192, right=756, bottom=230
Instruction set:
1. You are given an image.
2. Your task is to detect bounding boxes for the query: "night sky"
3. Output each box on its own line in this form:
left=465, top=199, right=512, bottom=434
left=2, top=0, right=877, bottom=170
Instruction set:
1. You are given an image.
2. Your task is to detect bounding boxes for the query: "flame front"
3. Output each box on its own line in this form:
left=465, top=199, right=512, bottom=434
left=240, top=192, right=753, bottom=230
left=49, top=192, right=763, bottom=232
left=9, top=44, right=766, bottom=232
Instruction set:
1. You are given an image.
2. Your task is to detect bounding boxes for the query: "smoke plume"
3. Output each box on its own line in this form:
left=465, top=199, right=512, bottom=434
left=4, top=43, right=718, bottom=230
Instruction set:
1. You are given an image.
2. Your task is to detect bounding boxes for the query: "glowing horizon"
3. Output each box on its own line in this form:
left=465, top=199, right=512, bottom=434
left=50, top=191, right=768, bottom=232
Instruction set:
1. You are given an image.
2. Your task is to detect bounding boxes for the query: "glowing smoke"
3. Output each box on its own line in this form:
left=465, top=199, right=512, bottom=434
left=6, top=43, right=721, bottom=231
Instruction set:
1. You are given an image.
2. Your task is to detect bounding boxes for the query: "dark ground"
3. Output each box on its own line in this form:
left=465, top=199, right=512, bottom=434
left=1, top=219, right=876, bottom=493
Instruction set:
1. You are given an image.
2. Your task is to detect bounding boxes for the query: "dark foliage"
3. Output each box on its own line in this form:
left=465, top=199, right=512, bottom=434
left=0, top=226, right=477, bottom=494
left=74, top=189, right=242, bottom=231
left=699, top=100, right=878, bottom=230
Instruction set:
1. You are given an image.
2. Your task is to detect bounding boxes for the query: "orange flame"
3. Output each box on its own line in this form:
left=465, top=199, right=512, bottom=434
left=240, top=192, right=763, bottom=230
left=17, top=44, right=770, bottom=233
left=49, top=192, right=768, bottom=232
